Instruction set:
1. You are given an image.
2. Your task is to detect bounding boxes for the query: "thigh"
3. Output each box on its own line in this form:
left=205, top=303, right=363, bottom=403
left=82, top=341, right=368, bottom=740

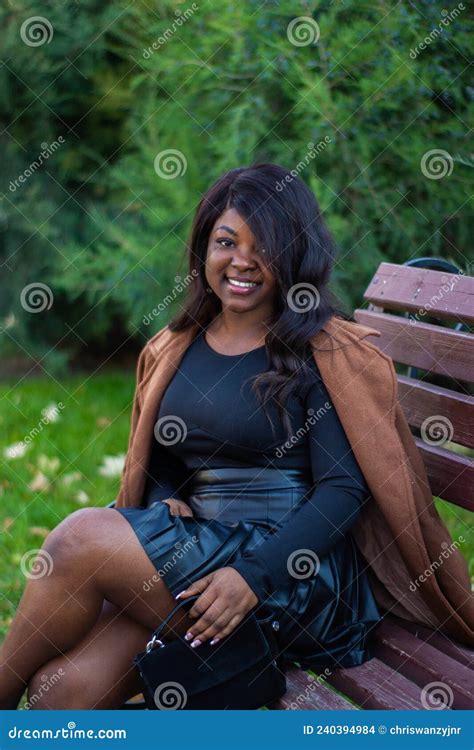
left=28, top=600, right=152, bottom=709
left=49, top=506, right=194, bottom=634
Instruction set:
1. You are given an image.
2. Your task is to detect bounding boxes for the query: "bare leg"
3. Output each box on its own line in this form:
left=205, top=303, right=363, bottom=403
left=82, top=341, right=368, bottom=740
left=0, top=507, right=194, bottom=708
left=28, top=601, right=156, bottom=709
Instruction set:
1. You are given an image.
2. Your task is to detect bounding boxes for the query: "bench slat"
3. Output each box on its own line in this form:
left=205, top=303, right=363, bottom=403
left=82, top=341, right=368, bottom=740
left=363, top=262, right=474, bottom=324
left=415, top=438, right=474, bottom=511
left=397, top=375, right=474, bottom=449
left=326, top=657, right=430, bottom=710
left=387, top=616, right=474, bottom=670
left=353, top=310, right=474, bottom=382
left=269, top=668, right=358, bottom=710
left=374, top=621, right=474, bottom=709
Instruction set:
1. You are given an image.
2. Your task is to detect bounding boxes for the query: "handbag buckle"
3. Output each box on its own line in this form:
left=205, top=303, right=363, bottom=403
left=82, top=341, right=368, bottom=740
left=145, top=635, right=165, bottom=653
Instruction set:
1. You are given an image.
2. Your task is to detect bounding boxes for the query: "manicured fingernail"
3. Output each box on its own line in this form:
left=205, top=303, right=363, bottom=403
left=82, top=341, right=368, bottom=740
left=190, top=639, right=202, bottom=648
left=210, top=638, right=220, bottom=645
left=184, top=632, right=193, bottom=641
left=175, top=591, right=186, bottom=599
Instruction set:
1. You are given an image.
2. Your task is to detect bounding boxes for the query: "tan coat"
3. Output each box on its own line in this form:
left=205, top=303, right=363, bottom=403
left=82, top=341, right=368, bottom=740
left=115, top=315, right=474, bottom=647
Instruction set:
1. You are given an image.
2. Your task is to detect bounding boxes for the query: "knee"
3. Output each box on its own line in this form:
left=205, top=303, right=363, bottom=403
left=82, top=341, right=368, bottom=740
left=27, top=664, right=88, bottom=710
left=44, top=508, right=106, bottom=568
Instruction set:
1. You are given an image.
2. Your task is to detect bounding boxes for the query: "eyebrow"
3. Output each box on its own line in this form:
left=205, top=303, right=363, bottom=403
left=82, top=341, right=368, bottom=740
left=215, top=225, right=238, bottom=236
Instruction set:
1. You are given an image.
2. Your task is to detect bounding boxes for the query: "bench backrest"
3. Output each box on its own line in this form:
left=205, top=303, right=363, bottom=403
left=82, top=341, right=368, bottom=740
left=354, top=261, right=473, bottom=512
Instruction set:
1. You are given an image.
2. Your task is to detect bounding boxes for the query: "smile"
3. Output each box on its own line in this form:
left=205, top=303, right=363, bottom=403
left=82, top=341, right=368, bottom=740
left=228, top=278, right=258, bottom=288
left=224, top=276, right=263, bottom=295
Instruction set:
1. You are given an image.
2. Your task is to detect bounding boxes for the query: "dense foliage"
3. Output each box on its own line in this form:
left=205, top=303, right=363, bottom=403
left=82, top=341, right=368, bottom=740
left=1, top=0, right=472, bottom=371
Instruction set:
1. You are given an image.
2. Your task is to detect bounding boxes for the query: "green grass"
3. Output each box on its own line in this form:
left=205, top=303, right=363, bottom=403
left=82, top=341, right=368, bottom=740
left=0, top=371, right=135, bottom=639
left=0, top=372, right=472, bottom=641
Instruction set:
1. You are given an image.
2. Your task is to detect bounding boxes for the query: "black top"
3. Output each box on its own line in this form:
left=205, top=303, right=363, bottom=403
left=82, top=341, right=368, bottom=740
left=143, top=329, right=371, bottom=602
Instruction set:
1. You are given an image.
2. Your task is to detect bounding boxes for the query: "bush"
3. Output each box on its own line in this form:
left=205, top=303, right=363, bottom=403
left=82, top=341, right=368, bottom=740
left=1, top=0, right=472, bottom=369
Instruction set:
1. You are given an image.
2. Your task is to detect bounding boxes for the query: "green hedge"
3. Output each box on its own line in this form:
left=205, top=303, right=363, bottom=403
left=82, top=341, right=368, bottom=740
left=1, top=0, right=472, bottom=371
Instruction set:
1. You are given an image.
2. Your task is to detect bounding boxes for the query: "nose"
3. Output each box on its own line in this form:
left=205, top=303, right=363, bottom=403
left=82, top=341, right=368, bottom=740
left=230, top=244, right=258, bottom=269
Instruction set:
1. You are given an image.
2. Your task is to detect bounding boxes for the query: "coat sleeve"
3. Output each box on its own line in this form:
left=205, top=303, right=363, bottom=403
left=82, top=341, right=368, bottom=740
left=115, top=343, right=149, bottom=507
left=227, top=374, right=371, bottom=603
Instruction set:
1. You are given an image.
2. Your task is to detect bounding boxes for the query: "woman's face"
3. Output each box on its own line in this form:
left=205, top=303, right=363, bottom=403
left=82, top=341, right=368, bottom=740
left=205, top=208, right=277, bottom=318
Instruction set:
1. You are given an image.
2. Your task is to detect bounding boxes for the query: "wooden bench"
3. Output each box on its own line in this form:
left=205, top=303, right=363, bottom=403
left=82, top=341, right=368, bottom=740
left=123, top=259, right=474, bottom=710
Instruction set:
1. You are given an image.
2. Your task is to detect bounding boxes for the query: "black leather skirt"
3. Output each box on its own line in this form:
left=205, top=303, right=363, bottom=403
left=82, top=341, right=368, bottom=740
left=114, top=466, right=381, bottom=670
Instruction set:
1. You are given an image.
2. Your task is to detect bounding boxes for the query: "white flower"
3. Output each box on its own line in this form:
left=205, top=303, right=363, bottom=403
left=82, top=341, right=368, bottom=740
left=41, top=403, right=61, bottom=423
left=75, top=490, right=89, bottom=504
left=3, top=441, right=29, bottom=459
left=37, top=454, right=61, bottom=474
left=98, top=454, right=126, bottom=478
left=29, top=471, right=50, bottom=492
left=61, top=471, right=82, bottom=486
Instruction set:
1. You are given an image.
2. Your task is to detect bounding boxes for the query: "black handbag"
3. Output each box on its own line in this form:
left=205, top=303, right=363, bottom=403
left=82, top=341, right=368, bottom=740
left=133, top=594, right=287, bottom=710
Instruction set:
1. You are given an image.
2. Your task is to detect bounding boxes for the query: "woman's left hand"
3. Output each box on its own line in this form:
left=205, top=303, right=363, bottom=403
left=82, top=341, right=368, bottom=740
left=175, top=567, right=258, bottom=647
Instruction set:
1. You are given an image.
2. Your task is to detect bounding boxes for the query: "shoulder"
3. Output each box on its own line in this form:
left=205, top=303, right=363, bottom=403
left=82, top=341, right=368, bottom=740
left=310, top=315, right=398, bottom=413
left=135, top=323, right=201, bottom=382
left=141, top=324, right=173, bottom=357
left=314, top=314, right=394, bottom=368
left=320, top=314, right=381, bottom=344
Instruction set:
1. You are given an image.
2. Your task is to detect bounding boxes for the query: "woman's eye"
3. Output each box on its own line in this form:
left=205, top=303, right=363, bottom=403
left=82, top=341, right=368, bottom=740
left=216, top=238, right=234, bottom=248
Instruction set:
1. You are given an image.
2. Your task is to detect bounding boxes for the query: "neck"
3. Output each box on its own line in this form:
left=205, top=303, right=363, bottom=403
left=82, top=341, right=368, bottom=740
left=213, top=309, right=273, bottom=339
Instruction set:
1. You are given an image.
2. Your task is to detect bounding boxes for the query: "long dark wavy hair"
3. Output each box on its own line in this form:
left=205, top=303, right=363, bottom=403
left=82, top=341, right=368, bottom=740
left=169, top=162, right=351, bottom=442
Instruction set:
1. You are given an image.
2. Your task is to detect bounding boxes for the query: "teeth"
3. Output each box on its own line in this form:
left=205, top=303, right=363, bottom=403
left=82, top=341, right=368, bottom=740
left=227, top=278, right=258, bottom=288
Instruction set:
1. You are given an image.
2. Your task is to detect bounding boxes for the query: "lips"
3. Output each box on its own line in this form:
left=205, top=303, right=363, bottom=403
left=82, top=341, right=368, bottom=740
left=225, top=275, right=262, bottom=286
left=223, top=275, right=263, bottom=295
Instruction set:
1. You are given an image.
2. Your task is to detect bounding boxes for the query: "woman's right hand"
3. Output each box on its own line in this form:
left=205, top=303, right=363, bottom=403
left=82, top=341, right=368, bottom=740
left=162, top=498, right=194, bottom=517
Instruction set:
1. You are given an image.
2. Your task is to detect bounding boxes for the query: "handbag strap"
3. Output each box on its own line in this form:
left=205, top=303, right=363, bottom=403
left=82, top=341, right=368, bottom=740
left=144, top=594, right=280, bottom=656
left=146, top=594, right=200, bottom=652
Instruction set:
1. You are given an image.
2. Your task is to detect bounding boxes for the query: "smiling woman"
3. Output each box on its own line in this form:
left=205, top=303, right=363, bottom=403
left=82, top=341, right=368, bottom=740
left=0, top=164, right=405, bottom=709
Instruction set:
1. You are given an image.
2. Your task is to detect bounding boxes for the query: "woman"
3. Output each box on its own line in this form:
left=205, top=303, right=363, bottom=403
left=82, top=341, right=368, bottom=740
left=1, top=164, right=470, bottom=710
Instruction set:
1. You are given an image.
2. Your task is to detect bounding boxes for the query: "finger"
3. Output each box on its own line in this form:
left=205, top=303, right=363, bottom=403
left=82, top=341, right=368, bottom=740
left=179, top=506, right=194, bottom=517
left=211, top=613, right=243, bottom=643
left=186, top=602, right=228, bottom=644
left=191, top=609, right=232, bottom=645
left=175, top=574, right=212, bottom=601
left=187, top=587, right=217, bottom=621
